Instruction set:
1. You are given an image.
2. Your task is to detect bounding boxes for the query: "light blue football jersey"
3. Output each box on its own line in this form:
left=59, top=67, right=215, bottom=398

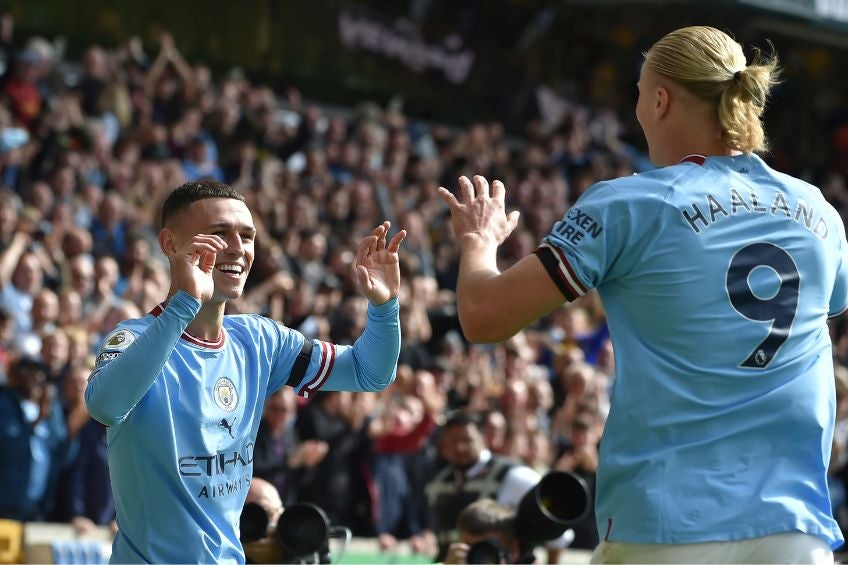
left=536, top=154, right=848, bottom=548
left=85, top=291, right=400, bottom=564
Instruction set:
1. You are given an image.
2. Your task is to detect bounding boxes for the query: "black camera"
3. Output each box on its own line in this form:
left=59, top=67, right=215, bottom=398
left=241, top=501, right=351, bottom=564
left=467, top=537, right=510, bottom=564
left=275, top=502, right=333, bottom=560
left=466, top=470, right=590, bottom=564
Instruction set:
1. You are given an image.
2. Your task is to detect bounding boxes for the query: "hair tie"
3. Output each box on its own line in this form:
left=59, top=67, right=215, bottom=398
left=733, top=70, right=743, bottom=83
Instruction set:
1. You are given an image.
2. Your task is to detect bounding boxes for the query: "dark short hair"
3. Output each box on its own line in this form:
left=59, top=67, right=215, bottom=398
left=457, top=499, right=515, bottom=537
left=12, top=356, right=49, bottom=378
left=160, top=180, right=246, bottom=229
left=442, top=410, right=483, bottom=431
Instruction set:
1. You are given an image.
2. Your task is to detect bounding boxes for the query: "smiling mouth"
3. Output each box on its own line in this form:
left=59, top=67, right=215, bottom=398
left=215, top=265, right=244, bottom=278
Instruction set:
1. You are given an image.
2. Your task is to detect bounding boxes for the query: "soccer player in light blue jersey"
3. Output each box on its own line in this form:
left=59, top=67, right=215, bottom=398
left=439, top=26, right=848, bottom=564
left=85, top=180, right=406, bottom=564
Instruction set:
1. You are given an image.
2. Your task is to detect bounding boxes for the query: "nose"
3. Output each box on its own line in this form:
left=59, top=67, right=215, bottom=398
left=224, top=234, right=245, bottom=257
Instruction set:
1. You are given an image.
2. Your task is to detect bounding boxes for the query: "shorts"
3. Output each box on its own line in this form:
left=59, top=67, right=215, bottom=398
left=589, top=532, right=833, bottom=564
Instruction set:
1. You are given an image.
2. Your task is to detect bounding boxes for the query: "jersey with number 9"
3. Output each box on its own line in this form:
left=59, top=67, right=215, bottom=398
left=536, top=153, right=848, bottom=549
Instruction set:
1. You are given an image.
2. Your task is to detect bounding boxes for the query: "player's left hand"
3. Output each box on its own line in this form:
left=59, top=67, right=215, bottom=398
left=356, top=221, right=406, bottom=306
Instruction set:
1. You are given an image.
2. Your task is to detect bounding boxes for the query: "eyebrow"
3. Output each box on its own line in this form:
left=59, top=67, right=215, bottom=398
left=206, top=222, right=257, bottom=233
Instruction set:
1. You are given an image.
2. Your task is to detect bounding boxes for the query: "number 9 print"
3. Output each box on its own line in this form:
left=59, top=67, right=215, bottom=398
left=725, top=243, right=800, bottom=369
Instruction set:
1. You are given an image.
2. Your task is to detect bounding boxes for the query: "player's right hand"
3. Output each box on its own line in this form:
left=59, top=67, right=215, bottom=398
left=437, top=175, right=520, bottom=250
left=166, top=234, right=226, bottom=302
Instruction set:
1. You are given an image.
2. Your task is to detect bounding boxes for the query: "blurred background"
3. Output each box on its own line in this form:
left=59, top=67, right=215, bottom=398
left=0, top=0, right=847, bottom=563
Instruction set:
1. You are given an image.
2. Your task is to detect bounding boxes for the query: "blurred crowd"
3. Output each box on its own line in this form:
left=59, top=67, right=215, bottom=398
left=0, top=12, right=847, bottom=559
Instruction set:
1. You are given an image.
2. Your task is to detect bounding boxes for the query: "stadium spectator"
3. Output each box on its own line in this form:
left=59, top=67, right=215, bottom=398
left=2, top=48, right=43, bottom=129
left=51, top=363, right=115, bottom=533
left=439, top=25, right=845, bottom=563
left=40, top=327, right=70, bottom=384
left=11, top=287, right=58, bottom=358
left=294, top=390, right=373, bottom=535
left=84, top=181, right=406, bottom=563
left=0, top=245, right=43, bottom=335
left=370, top=366, right=442, bottom=553
left=253, top=385, right=326, bottom=507
left=553, top=414, right=600, bottom=550
left=0, top=356, right=66, bottom=521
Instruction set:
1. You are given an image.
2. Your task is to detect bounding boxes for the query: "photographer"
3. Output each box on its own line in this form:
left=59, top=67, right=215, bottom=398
left=425, top=411, right=574, bottom=561
left=241, top=478, right=286, bottom=564
left=241, top=478, right=343, bottom=565
left=444, top=499, right=523, bottom=565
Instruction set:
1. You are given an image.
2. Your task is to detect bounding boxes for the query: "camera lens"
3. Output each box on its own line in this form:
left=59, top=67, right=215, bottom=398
left=240, top=501, right=269, bottom=543
left=467, top=539, right=506, bottom=564
left=275, top=502, right=330, bottom=557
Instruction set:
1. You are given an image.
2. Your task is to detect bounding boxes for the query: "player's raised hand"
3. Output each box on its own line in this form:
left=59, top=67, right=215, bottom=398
left=165, top=234, right=226, bottom=303
left=356, top=221, right=406, bottom=306
left=437, top=175, right=520, bottom=249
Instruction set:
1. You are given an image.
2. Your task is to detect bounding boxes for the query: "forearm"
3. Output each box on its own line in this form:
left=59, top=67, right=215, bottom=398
left=302, top=298, right=400, bottom=395
left=456, top=239, right=565, bottom=343
left=85, top=291, right=200, bottom=426
left=455, top=238, right=511, bottom=342
left=143, top=50, right=170, bottom=96
left=0, top=234, right=26, bottom=286
left=351, top=298, right=401, bottom=390
left=375, top=413, right=435, bottom=453
left=340, top=298, right=401, bottom=392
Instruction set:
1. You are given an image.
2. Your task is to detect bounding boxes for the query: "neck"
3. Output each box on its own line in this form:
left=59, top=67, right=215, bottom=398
left=166, top=290, right=225, bottom=341
left=664, top=145, right=740, bottom=167
left=655, top=106, right=741, bottom=166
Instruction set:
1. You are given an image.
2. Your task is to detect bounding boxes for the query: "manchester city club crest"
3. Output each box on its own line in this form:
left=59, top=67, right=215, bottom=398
left=213, top=377, right=239, bottom=412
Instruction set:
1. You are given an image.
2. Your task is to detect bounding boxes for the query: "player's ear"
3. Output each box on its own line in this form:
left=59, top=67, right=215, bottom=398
left=159, top=227, right=177, bottom=255
left=655, top=86, right=670, bottom=119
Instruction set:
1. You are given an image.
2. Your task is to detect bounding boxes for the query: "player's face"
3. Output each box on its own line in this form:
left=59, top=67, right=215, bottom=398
left=178, top=197, right=256, bottom=302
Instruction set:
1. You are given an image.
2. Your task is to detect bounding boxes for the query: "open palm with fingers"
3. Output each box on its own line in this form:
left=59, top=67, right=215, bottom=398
left=437, top=175, right=520, bottom=248
left=356, top=221, right=407, bottom=306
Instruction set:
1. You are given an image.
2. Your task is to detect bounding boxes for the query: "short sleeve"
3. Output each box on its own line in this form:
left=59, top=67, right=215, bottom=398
left=829, top=210, right=848, bottom=318
left=535, top=180, right=659, bottom=300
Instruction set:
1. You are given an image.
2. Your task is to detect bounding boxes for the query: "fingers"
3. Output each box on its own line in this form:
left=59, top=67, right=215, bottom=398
left=461, top=175, right=492, bottom=199
left=371, top=221, right=388, bottom=237
left=169, top=234, right=226, bottom=257
left=507, top=210, right=521, bottom=232
left=387, top=229, right=407, bottom=253
left=364, top=222, right=405, bottom=255
left=492, top=179, right=506, bottom=202
left=199, top=248, right=217, bottom=274
left=437, top=186, right=459, bottom=208
left=375, top=220, right=389, bottom=249
left=183, top=241, right=224, bottom=259
left=439, top=176, right=499, bottom=206
left=191, top=234, right=226, bottom=248
left=357, top=234, right=379, bottom=264
left=473, top=175, right=490, bottom=198
left=458, top=175, right=474, bottom=203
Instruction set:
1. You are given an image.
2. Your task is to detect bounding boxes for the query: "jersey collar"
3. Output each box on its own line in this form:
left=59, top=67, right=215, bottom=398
left=149, top=303, right=226, bottom=349
left=679, top=154, right=707, bottom=165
